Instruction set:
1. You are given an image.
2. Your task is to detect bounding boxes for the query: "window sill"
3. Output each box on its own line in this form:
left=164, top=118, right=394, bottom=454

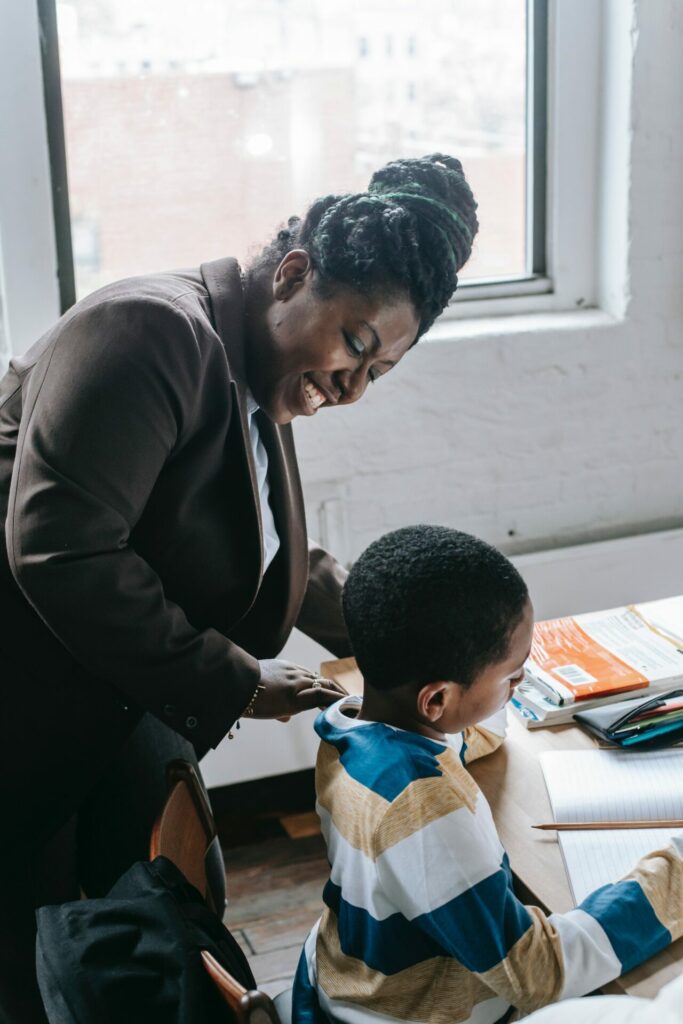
left=424, top=306, right=618, bottom=345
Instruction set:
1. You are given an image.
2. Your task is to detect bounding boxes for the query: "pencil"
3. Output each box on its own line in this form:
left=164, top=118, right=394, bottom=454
left=533, top=820, right=683, bottom=831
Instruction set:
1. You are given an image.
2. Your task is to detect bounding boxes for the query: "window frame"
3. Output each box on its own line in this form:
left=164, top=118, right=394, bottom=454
left=0, top=1, right=61, bottom=358
left=38, top=0, right=76, bottom=315
left=448, top=0, right=601, bottom=318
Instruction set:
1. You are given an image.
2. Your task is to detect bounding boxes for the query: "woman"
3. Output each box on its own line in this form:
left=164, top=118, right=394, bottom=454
left=0, top=154, right=478, bottom=1021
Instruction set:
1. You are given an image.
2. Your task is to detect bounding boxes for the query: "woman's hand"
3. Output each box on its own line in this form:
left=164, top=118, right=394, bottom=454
left=250, top=659, right=348, bottom=720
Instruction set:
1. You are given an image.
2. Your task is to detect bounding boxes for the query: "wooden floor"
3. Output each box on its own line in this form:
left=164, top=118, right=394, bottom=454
left=220, top=809, right=327, bottom=998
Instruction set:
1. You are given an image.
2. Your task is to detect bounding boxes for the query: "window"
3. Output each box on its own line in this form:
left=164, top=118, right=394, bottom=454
left=3, top=0, right=604, bottom=354
left=44, top=0, right=543, bottom=307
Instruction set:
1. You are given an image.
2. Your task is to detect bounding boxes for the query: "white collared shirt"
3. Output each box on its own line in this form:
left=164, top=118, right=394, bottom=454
left=245, top=390, right=280, bottom=574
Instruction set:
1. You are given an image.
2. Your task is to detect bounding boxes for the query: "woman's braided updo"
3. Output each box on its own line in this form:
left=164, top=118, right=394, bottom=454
left=251, top=154, right=478, bottom=338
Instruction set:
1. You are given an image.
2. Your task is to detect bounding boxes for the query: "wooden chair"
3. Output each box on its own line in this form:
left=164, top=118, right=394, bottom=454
left=150, top=759, right=291, bottom=1024
left=201, top=950, right=282, bottom=1024
left=149, top=759, right=225, bottom=914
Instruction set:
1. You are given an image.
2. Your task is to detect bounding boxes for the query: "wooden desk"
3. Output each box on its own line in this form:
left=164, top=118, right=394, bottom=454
left=321, top=658, right=683, bottom=998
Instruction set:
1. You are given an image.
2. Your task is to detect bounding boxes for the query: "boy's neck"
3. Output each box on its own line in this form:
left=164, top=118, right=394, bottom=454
left=357, top=686, right=446, bottom=743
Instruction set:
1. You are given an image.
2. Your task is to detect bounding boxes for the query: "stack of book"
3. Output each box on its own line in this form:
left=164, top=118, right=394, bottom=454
left=510, top=595, right=683, bottom=729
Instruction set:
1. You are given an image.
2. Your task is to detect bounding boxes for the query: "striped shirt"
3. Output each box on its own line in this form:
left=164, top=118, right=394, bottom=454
left=293, top=696, right=683, bottom=1024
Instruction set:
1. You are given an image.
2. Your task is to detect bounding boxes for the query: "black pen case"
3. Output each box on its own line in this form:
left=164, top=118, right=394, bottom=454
left=574, top=688, right=683, bottom=749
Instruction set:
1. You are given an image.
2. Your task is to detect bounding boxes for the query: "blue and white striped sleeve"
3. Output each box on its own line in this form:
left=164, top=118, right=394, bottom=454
left=375, top=790, right=683, bottom=1015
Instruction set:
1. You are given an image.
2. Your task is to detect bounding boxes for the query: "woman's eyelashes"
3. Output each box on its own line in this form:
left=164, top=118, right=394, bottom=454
left=342, top=330, right=383, bottom=383
left=343, top=330, right=366, bottom=359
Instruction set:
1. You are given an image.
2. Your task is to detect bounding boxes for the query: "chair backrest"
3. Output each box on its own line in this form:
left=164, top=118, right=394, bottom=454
left=201, top=951, right=280, bottom=1024
left=150, top=759, right=282, bottom=1024
left=149, top=759, right=218, bottom=909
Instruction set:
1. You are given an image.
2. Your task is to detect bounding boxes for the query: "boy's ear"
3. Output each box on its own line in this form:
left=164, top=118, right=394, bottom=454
left=417, top=681, right=461, bottom=724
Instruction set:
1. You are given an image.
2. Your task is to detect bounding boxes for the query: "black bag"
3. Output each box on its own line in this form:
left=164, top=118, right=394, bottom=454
left=36, top=856, right=256, bottom=1024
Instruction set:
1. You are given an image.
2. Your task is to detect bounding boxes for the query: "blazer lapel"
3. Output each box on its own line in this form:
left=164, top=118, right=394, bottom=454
left=199, top=258, right=248, bottom=385
left=200, top=258, right=263, bottom=594
left=200, top=257, right=309, bottom=647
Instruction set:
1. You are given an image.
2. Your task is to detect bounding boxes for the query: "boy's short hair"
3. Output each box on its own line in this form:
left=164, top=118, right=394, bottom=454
left=342, top=525, right=529, bottom=691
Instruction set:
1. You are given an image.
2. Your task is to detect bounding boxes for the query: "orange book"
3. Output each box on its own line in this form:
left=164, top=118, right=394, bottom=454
left=526, top=597, right=683, bottom=705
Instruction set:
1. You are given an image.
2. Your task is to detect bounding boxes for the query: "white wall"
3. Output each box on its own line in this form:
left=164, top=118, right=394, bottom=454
left=293, top=0, right=683, bottom=564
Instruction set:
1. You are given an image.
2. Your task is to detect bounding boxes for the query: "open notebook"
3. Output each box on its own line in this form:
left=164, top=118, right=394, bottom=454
left=540, top=749, right=683, bottom=904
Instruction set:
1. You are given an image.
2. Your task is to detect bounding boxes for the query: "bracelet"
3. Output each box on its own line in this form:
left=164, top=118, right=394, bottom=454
left=228, top=683, right=266, bottom=740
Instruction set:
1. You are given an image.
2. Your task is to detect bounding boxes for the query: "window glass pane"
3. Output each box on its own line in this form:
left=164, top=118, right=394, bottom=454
left=56, top=0, right=527, bottom=299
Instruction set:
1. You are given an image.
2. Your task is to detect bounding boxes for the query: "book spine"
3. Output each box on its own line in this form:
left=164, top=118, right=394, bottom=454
left=526, top=668, right=574, bottom=706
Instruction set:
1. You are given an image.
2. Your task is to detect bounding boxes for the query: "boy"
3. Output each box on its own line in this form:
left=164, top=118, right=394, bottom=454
left=293, top=525, right=683, bottom=1024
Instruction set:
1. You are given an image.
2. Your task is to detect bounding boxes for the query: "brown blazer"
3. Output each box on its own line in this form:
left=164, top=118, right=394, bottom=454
left=0, top=258, right=350, bottom=783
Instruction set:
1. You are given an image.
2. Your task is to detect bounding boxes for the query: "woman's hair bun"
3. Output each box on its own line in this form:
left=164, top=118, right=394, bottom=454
left=369, top=153, right=465, bottom=202
left=367, top=153, right=478, bottom=272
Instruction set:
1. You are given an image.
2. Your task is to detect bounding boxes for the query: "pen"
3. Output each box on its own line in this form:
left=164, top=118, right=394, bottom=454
left=532, top=820, right=683, bottom=831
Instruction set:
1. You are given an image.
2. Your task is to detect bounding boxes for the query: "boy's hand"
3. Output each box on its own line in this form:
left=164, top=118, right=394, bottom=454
left=251, top=659, right=347, bottom=719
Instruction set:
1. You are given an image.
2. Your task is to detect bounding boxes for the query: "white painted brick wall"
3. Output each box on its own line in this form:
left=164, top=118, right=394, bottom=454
left=293, top=0, right=683, bottom=566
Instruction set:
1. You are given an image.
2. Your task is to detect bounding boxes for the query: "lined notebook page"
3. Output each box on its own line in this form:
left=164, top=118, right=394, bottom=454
left=540, top=750, right=683, bottom=904
left=559, top=828, right=680, bottom=904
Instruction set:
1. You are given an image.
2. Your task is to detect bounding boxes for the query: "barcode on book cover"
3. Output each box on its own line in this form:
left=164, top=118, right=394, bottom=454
left=552, top=664, right=597, bottom=686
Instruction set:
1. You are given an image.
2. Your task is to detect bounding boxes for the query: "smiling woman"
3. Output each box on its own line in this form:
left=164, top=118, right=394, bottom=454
left=0, top=153, right=477, bottom=1022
